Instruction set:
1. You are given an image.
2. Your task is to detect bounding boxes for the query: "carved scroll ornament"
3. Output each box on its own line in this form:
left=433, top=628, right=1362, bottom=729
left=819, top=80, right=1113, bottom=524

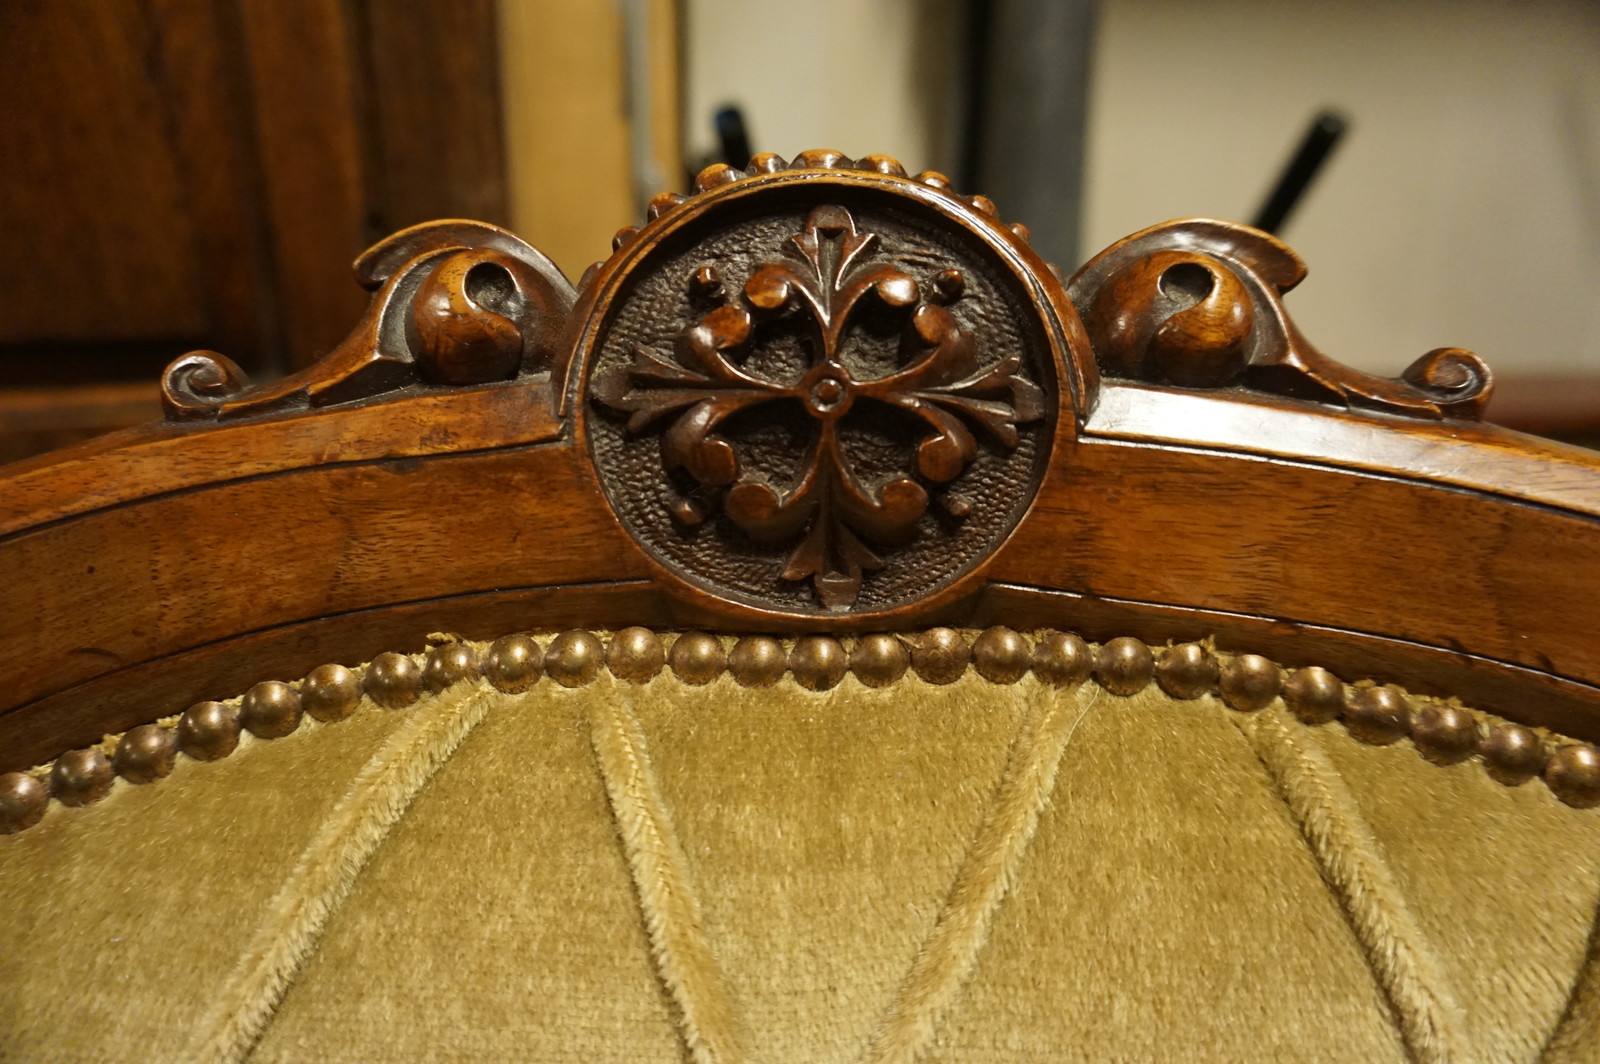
left=1066, top=219, right=1493, bottom=420
left=162, top=221, right=576, bottom=420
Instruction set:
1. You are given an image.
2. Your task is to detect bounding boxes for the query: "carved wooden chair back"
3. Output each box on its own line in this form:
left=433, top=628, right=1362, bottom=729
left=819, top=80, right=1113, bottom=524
left=3, top=151, right=1600, bottom=1063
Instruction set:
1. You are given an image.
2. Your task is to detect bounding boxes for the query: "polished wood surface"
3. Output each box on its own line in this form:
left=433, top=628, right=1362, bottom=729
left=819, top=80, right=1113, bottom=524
left=4, top=153, right=1599, bottom=771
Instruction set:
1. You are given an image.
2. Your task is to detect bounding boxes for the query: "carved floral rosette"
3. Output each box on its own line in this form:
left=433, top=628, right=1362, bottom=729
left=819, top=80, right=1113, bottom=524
left=576, top=166, right=1073, bottom=617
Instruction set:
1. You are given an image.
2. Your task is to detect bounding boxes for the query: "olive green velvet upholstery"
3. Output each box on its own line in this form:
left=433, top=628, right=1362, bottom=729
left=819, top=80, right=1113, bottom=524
left=3, top=647, right=1599, bottom=1063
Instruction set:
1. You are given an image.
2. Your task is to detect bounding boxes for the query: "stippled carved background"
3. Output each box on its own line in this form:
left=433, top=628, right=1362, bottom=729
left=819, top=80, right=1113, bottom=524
left=586, top=189, right=1055, bottom=615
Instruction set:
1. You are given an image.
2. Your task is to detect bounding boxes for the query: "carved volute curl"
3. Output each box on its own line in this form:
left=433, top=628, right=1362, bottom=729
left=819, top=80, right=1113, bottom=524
left=577, top=151, right=1077, bottom=617
left=162, top=221, right=576, bottom=421
left=1066, top=219, right=1494, bottom=420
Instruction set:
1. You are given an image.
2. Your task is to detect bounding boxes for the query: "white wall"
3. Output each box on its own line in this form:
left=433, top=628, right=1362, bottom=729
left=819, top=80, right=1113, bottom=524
left=1084, top=0, right=1600, bottom=373
left=681, top=0, right=1600, bottom=375
left=682, top=0, right=956, bottom=174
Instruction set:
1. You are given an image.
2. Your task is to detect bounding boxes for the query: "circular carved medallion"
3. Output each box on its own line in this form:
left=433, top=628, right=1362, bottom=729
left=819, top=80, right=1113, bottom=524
left=582, top=166, right=1065, bottom=617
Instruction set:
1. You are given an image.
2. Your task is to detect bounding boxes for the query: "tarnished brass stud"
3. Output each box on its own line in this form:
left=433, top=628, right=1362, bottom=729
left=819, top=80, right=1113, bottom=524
left=1410, top=704, right=1479, bottom=766
left=1219, top=654, right=1280, bottom=711
left=1546, top=745, right=1600, bottom=808
left=0, top=772, right=48, bottom=834
left=911, top=628, right=969, bottom=685
left=241, top=680, right=303, bottom=739
left=365, top=653, right=423, bottom=708
left=1032, top=632, right=1093, bottom=687
left=972, top=627, right=1031, bottom=684
left=1155, top=643, right=1218, bottom=700
left=791, top=636, right=848, bottom=691
left=178, top=701, right=240, bottom=761
left=728, top=636, right=787, bottom=687
left=545, top=631, right=603, bottom=687
left=302, top=664, right=361, bottom=722
left=50, top=748, right=113, bottom=807
left=423, top=643, right=479, bottom=692
left=851, top=634, right=909, bottom=688
left=1096, top=637, right=1154, bottom=696
left=1345, top=685, right=1411, bottom=745
left=607, top=628, right=663, bottom=683
left=1483, top=723, right=1547, bottom=786
left=485, top=634, right=543, bottom=692
left=1283, top=667, right=1345, bottom=725
left=113, top=724, right=176, bottom=784
left=670, top=632, right=725, bottom=686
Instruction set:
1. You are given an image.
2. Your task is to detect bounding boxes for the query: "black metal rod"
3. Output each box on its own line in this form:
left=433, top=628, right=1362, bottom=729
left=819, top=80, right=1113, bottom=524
left=714, top=106, right=751, bottom=169
left=1251, top=110, right=1348, bottom=235
left=957, top=0, right=994, bottom=193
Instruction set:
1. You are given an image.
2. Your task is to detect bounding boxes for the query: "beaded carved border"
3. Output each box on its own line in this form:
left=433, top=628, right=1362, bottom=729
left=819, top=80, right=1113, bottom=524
left=3, top=627, right=1598, bottom=836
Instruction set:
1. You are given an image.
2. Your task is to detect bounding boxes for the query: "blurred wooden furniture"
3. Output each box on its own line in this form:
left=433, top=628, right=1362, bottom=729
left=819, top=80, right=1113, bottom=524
left=0, top=0, right=507, bottom=384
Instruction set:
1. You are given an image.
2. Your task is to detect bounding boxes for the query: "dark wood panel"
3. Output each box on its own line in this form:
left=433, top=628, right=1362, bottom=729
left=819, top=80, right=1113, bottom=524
left=236, top=0, right=373, bottom=369
left=1487, top=373, right=1600, bottom=445
left=0, top=1, right=208, bottom=346
left=148, top=0, right=280, bottom=364
left=363, top=0, right=510, bottom=230
left=0, top=383, right=161, bottom=466
left=0, top=0, right=510, bottom=383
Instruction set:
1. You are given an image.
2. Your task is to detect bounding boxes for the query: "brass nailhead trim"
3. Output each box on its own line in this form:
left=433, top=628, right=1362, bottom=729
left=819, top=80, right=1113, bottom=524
left=6, top=628, right=1600, bottom=836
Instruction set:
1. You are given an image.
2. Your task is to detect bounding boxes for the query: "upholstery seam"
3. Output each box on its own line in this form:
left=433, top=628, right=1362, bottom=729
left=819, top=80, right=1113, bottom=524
left=186, top=680, right=499, bottom=1063
left=591, top=689, right=747, bottom=1064
left=1536, top=888, right=1600, bottom=1062
left=1234, top=705, right=1468, bottom=1064
left=860, top=684, right=1099, bottom=1064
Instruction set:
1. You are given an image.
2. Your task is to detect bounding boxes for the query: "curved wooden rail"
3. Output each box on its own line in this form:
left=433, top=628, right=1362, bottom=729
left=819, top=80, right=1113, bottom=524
left=3, top=153, right=1598, bottom=771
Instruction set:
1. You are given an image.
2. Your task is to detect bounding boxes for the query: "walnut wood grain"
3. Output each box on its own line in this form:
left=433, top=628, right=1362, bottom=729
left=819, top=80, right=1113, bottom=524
left=4, top=152, right=1600, bottom=772
left=1087, top=383, right=1600, bottom=513
left=2, top=444, right=639, bottom=712
left=0, top=381, right=562, bottom=536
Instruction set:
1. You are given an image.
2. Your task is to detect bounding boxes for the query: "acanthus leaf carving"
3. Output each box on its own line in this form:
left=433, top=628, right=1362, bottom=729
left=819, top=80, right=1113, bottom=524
left=1067, top=218, right=1493, bottom=420
left=593, top=205, right=1043, bottom=609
